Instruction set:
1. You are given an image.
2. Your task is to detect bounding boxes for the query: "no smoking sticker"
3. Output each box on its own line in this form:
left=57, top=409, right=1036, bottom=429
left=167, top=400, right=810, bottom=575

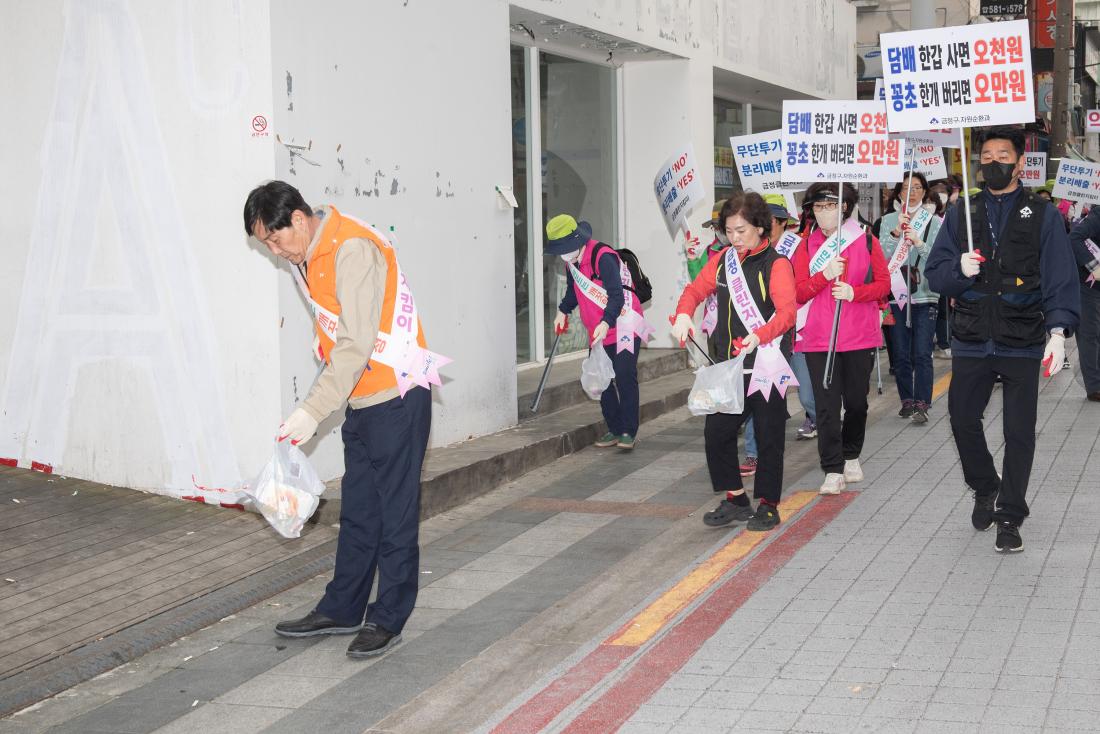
left=251, top=114, right=269, bottom=137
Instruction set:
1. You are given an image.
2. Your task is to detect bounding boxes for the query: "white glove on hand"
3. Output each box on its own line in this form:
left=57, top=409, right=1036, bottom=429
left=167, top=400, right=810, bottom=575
left=670, top=313, right=694, bottom=346
left=591, top=321, right=610, bottom=345
left=821, top=257, right=846, bottom=281
left=960, top=249, right=985, bottom=278
left=1043, top=333, right=1066, bottom=378
left=738, top=333, right=761, bottom=355
left=832, top=281, right=855, bottom=302
left=278, top=407, right=319, bottom=446
left=1091, top=266, right=1100, bottom=281
left=553, top=311, right=568, bottom=335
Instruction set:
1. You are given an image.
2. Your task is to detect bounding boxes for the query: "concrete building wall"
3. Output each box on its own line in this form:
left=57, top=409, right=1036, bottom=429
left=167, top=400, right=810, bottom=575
left=0, top=0, right=855, bottom=494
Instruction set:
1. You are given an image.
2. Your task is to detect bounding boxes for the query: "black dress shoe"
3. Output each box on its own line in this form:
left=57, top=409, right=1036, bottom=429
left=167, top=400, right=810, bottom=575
left=346, top=621, right=402, bottom=659
left=274, top=610, right=362, bottom=638
left=1087, top=392, right=1100, bottom=402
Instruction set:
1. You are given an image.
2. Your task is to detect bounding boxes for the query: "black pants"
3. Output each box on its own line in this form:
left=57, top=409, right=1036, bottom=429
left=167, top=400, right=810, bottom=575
left=704, top=376, right=789, bottom=504
left=315, top=387, right=432, bottom=632
left=600, top=338, right=640, bottom=437
left=948, top=355, right=1038, bottom=525
left=805, top=349, right=875, bottom=474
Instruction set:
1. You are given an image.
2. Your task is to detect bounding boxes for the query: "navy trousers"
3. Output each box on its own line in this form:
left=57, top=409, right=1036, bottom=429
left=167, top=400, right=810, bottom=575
left=600, top=338, right=641, bottom=437
left=315, top=387, right=431, bottom=633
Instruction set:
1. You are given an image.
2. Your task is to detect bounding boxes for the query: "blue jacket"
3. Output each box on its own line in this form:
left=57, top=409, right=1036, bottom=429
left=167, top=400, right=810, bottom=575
left=1068, top=205, right=1100, bottom=283
left=925, top=187, right=1080, bottom=359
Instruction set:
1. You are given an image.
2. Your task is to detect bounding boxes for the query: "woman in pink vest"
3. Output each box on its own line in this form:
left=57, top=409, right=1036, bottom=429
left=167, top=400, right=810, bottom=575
left=545, top=215, right=645, bottom=450
left=792, top=183, right=890, bottom=495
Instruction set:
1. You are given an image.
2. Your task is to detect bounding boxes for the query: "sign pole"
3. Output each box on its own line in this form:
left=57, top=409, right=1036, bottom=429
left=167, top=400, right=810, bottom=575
left=958, top=127, right=975, bottom=253
left=903, top=145, right=916, bottom=328
left=823, top=180, right=845, bottom=392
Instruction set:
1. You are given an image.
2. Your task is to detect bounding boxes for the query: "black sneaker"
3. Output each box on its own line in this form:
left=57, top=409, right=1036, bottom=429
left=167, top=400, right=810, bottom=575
left=346, top=621, right=402, bottom=658
left=898, top=401, right=916, bottom=418
left=911, top=405, right=928, bottom=425
left=275, top=610, right=362, bottom=638
left=747, top=503, right=780, bottom=531
left=994, top=522, right=1023, bottom=553
left=972, top=493, right=996, bottom=531
left=703, top=499, right=754, bottom=527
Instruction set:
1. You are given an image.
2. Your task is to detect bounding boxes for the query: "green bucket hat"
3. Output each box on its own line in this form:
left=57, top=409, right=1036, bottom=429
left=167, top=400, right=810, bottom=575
left=545, top=214, right=593, bottom=256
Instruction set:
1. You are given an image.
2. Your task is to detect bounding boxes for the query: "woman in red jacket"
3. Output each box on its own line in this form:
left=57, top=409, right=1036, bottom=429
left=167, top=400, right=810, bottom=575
left=792, top=183, right=891, bottom=496
left=671, top=193, right=797, bottom=531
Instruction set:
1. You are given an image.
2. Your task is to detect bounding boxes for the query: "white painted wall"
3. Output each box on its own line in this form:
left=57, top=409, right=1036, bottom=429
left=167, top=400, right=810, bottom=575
left=1, top=0, right=857, bottom=493
left=0, top=0, right=277, bottom=494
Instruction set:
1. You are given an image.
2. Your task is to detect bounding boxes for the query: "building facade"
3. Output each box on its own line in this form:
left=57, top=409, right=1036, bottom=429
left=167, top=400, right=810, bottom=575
left=0, top=0, right=855, bottom=496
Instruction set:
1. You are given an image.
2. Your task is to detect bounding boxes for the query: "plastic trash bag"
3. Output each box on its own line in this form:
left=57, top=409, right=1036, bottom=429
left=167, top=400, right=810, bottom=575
left=687, top=354, right=746, bottom=416
left=244, top=441, right=326, bottom=538
left=580, top=346, right=615, bottom=400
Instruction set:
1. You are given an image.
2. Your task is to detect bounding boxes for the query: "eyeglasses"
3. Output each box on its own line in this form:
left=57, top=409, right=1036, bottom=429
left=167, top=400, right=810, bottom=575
left=812, top=202, right=838, bottom=212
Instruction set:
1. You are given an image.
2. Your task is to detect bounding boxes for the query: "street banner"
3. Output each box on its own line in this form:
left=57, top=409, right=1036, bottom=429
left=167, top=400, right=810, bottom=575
left=1087, top=109, right=1100, bottom=134
left=780, top=100, right=905, bottom=183
left=1052, top=159, right=1100, bottom=205
left=903, top=142, right=948, bottom=180
left=654, top=144, right=706, bottom=234
left=880, top=19, right=1034, bottom=131
left=1020, top=152, right=1047, bottom=188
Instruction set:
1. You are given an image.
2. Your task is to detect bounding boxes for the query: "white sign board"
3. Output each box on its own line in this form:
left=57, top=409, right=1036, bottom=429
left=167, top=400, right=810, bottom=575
left=1020, top=152, right=1047, bottom=188
left=781, top=100, right=905, bottom=183
left=890, top=129, right=959, bottom=149
left=1087, top=109, right=1100, bottom=134
left=1052, top=159, right=1100, bottom=205
left=903, top=143, right=948, bottom=180
left=654, top=144, right=706, bottom=233
left=731, top=130, right=792, bottom=194
left=880, top=19, right=1034, bottom=131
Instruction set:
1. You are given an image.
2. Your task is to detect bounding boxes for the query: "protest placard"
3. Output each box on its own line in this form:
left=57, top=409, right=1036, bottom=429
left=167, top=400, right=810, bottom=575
left=780, top=100, right=905, bottom=183
left=1020, top=152, right=1047, bottom=188
left=880, top=19, right=1034, bottom=131
left=1052, top=159, right=1100, bottom=205
left=654, top=144, right=706, bottom=233
left=903, top=143, right=948, bottom=180
left=730, top=130, right=808, bottom=209
left=1087, top=110, right=1100, bottom=134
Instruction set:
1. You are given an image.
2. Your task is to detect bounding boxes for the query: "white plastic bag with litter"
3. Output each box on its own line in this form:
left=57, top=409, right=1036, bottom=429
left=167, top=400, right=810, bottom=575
left=579, top=346, right=615, bottom=400
left=687, top=354, right=746, bottom=416
left=244, top=441, right=326, bottom=538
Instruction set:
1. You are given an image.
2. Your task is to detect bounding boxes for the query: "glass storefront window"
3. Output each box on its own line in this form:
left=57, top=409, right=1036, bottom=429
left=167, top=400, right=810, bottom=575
left=510, top=47, right=532, bottom=362
left=753, top=106, right=782, bottom=133
left=714, top=99, right=744, bottom=203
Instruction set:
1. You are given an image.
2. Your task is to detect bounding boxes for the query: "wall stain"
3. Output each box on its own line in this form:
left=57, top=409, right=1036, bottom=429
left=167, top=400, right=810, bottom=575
left=286, top=71, right=294, bottom=112
left=390, top=178, right=399, bottom=195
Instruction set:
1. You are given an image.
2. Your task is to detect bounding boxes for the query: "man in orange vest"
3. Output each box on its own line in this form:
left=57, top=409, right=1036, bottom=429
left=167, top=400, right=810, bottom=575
left=244, top=181, right=432, bottom=659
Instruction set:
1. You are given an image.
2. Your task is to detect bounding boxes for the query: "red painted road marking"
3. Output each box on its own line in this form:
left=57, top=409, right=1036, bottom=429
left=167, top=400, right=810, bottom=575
left=561, top=492, right=857, bottom=733
left=492, top=492, right=857, bottom=734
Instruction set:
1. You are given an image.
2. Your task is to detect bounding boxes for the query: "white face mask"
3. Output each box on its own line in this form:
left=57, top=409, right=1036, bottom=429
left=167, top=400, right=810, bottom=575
left=815, top=208, right=839, bottom=231
left=560, top=249, right=581, bottom=264
left=937, top=192, right=949, bottom=205
left=714, top=231, right=730, bottom=246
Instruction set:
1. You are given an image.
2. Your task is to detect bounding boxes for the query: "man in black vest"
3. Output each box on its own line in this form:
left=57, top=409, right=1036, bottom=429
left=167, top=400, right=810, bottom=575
left=926, top=127, right=1080, bottom=554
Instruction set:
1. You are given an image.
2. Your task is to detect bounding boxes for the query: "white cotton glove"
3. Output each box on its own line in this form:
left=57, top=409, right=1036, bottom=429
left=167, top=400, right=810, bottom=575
left=670, top=313, right=694, bottom=347
left=311, top=335, right=323, bottom=361
left=553, top=311, right=569, bottom=335
left=1043, top=333, right=1066, bottom=378
left=821, top=256, right=846, bottom=281
left=832, top=281, right=855, bottom=302
left=960, top=249, right=986, bottom=278
left=736, top=333, right=761, bottom=355
left=683, top=229, right=703, bottom=260
left=1091, top=266, right=1100, bottom=281
left=591, top=321, right=610, bottom=345
left=278, top=407, right=319, bottom=446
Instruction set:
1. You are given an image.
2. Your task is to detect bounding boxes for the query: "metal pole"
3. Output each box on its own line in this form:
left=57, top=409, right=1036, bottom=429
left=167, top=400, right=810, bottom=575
left=1049, top=0, right=1075, bottom=168
left=529, top=331, right=562, bottom=413
left=902, top=147, right=916, bottom=329
left=875, top=344, right=883, bottom=395
left=959, top=127, right=975, bottom=253
left=823, top=180, right=845, bottom=391
left=687, top=333, right=717, bottom=366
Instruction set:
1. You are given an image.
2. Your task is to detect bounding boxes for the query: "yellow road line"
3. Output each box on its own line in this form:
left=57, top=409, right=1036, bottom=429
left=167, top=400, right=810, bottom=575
left=606, top=490, right=817, bottom=647
left=932, top=371, right=952, bottom=401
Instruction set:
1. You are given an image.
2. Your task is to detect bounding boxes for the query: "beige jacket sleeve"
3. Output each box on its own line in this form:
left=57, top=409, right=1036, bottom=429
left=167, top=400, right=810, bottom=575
left=301, top=238, right=387, bottom=422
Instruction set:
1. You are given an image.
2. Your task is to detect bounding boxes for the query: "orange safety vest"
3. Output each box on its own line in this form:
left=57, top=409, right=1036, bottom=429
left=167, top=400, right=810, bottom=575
left=306, top=207, right=427, bottom=399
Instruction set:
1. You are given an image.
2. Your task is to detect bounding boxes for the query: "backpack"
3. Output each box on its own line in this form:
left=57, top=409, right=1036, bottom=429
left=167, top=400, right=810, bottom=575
left=588, top=243, right=653, bottom=305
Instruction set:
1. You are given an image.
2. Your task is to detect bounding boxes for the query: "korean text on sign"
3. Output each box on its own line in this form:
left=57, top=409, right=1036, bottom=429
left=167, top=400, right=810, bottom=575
left=654, top=144, right=706, bottom=234
left=880, top=19, right=1033, bottom=132
left=1051, top=159, right=1100, bottom=206
left=731, top=129, right=807, bottom=195
left=780, top=100, right=905, bottom=184
left=1020, top=152, right=1047, bottom=188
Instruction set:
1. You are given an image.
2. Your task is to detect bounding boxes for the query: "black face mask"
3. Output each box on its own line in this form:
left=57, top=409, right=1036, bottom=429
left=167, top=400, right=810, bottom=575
left=981, top=161, right=1016, bottom=191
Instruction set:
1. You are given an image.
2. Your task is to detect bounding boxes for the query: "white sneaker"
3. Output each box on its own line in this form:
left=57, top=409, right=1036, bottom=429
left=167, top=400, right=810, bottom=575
left=819, top=473, right=847, bottom=495
left=844, top=459, right=864, bottom=483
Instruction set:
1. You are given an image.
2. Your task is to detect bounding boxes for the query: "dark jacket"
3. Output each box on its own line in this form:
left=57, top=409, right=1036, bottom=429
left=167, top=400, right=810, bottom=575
left=925, top=187, right=1080, bottom=359
left=1068, top=206, right=1100, bottom=284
